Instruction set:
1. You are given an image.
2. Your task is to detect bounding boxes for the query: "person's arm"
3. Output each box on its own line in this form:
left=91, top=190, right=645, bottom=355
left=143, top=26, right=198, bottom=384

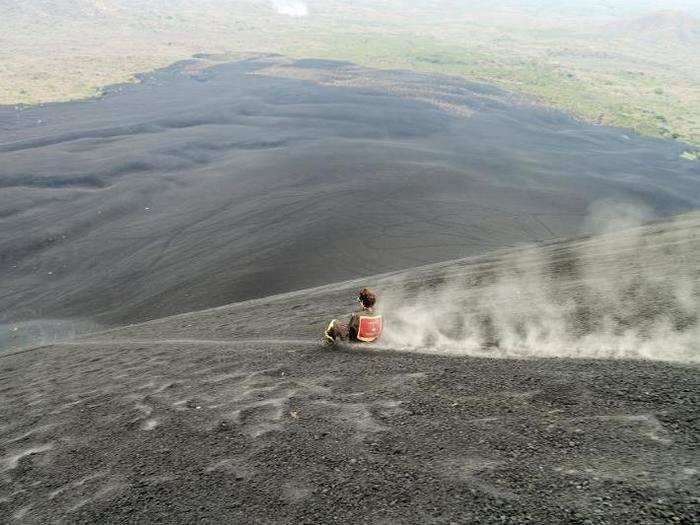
left=348, top=312, right=360, bottom=338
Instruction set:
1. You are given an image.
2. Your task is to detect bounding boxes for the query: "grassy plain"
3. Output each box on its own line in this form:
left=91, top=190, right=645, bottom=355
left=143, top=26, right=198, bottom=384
left=2, top=1, right=699, bottom=146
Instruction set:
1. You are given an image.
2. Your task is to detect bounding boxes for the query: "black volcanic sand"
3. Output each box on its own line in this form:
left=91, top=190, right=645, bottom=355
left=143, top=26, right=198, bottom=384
left=2, top=55, right=700, bottom=331
left=1, top=341, right=697, bottom=524
left=1, top=217, right=698, bottom=523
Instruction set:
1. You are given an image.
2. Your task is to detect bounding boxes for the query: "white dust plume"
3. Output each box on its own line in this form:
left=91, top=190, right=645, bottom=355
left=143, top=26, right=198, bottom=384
left=379, top=206, right=699, bottom=363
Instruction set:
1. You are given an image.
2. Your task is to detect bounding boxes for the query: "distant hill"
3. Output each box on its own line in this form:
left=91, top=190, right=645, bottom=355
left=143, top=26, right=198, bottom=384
left=605, top=10, right=700, bottom=44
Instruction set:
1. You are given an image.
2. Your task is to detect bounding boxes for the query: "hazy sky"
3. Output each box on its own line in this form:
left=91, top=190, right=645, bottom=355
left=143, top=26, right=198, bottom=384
left=266, top=0, right=700, bottom=18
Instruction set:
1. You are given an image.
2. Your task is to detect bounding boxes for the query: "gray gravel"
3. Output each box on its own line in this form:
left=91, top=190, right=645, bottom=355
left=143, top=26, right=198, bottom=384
left=1, top=217, right=698, bottom=524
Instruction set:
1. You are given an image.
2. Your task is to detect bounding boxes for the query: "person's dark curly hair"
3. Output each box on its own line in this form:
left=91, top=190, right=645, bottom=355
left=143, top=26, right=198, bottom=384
left=358, top=288, right=377, bottom=308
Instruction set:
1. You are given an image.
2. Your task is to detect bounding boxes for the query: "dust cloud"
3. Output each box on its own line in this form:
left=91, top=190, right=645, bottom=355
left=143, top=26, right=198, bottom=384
left=380, top=207, right=699, bottom=362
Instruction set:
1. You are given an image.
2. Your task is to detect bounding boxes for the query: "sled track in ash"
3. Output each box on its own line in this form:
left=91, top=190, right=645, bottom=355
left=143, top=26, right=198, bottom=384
left=68, top=338, right=401, bottom=354
left=73, top=338, right=320, bottom=347
left=0, top=337, right=405, bottom=360
left=0, top=338, right=322, bottom=359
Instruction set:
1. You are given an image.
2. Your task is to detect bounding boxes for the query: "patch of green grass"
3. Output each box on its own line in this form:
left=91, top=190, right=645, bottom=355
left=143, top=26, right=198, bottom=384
left=1, top=3, right=698, bottom=147
left=284, top=32, right=700, bottom=146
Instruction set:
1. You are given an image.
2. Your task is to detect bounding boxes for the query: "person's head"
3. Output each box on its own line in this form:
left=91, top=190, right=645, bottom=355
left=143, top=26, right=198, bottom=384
left=357, top=288, right=377, bottom=309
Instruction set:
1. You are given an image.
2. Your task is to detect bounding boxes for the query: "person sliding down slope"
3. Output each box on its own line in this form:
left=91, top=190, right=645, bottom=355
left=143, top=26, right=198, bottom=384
left=324, top=288, right=383, bottom=344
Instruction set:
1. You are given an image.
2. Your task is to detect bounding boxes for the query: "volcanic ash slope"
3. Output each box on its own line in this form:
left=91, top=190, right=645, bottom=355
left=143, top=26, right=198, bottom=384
left=2, top=55, right=700, bottom=330
left=0, top=214, right=698, bottom=523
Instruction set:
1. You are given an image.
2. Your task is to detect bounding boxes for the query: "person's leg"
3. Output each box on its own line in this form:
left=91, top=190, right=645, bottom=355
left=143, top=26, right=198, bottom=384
left=325, top=320, right=349, bottom=341
left=324, top=320, right=337, bottom=342
left=334, top=322, right=349, bottom=340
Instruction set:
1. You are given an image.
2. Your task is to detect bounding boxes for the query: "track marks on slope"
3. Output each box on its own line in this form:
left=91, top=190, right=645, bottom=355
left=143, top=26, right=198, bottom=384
left=2, top=443, right=54, bottom=471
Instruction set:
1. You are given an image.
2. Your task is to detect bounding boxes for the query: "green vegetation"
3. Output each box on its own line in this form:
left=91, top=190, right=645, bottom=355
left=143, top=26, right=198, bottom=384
left=2, top=1, right=699, bottom=147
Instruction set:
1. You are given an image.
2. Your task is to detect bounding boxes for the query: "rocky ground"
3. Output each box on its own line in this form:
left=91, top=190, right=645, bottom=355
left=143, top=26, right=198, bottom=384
left=1, top=338, right=698, bottom=524
left=1, top=216, right=698, bottom=523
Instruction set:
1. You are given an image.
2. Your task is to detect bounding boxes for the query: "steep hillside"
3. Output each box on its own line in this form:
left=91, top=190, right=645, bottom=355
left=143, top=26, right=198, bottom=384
left=2, top=57, right=699, bottom=337
left=98, top=211, right=700, bottom=363
left=1, top=212, right=697, bottom=523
